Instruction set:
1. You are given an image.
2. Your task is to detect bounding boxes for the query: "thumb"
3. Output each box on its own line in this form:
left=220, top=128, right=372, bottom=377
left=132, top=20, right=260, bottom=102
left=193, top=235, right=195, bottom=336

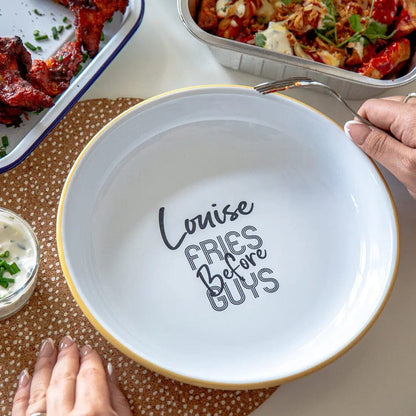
left=344, top=120, right=416, bottom=198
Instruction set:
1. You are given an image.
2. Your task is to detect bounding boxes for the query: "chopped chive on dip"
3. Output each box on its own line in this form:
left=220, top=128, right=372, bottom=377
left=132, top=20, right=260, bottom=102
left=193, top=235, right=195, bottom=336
left=0, top=253, right=20, bottom=289
left=33, top=8, right=44, bottom=16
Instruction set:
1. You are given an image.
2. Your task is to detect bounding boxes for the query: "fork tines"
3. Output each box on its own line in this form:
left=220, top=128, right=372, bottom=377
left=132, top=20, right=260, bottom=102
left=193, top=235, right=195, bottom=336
left=254, top=77, right=313, bottom=94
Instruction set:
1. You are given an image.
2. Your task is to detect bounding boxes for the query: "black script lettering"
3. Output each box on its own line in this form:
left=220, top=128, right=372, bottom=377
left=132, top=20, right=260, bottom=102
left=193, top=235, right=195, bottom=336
left=224, top=253, right=245, bottom=282
left=196, top=264, right=224, bottom=297
left=258, top=268, right=279, bottom=293
left=159, top=201, right=255, bottom=250
left=158, top=207, right=187, bottom=250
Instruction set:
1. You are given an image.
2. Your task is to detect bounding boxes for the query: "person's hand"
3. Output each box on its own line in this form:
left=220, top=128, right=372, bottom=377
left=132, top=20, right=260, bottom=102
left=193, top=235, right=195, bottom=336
left=344, top=96, right=416, bottom=199
left=12, top=336, right=133, bottom=416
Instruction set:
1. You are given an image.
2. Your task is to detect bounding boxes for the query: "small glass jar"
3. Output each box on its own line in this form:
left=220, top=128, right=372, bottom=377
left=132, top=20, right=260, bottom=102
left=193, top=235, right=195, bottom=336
left=0, top=208, right=40, bottom=320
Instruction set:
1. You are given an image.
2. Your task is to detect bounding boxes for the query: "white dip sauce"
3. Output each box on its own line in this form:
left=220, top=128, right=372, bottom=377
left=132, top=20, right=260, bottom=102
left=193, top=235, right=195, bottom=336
left=258, top=22, right=294, bottom=55
left=0, top=209, right=38, bottom=319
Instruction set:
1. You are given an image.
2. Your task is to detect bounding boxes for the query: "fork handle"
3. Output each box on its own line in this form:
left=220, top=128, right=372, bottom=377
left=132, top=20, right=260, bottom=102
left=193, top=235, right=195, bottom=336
left=298, top=81, right=375, bottom=128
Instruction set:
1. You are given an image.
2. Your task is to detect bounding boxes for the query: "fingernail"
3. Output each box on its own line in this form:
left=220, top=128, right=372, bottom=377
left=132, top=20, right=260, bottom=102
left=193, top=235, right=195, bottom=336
left=80, top=344, right=93, bottom=356
left=344, top=120, right=371, bottom=145
left=59, top=335, right=74, bottom=350
left=18, top=369, right=30, bottom=388
left=107, top=362, right=113, bottom=377
left=40, top=338, right=55, bottom=355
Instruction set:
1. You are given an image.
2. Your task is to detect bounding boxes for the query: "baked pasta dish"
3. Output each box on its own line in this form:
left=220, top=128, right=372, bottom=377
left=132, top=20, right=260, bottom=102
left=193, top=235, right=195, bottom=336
left=197, top=0, right=416, bottom=79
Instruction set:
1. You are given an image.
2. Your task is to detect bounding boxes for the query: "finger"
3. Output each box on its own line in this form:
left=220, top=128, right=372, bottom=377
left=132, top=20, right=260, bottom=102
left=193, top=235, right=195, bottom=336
left=378, top=96, right=405, bottom=102
left=26, top=338, right=57, bottom=416
left=345, top=120, right=416, bottom=197
left=11, top=369, right=31, bottom=416
left=107, top=362, right=133, bottom=416
left=73, top=345, right=116, bottom=414
left=46, top=335, right=79, bottom=415
left=357, top=98, right=416, bottom=147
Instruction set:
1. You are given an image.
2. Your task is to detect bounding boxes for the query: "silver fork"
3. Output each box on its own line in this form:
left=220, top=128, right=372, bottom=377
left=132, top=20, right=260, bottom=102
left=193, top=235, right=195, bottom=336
left=254, top=77, right=375, bottom=128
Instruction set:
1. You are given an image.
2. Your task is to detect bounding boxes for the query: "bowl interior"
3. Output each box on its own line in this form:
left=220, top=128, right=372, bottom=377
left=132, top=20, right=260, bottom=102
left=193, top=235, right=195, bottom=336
left=58, top=86, right=398, bottom=388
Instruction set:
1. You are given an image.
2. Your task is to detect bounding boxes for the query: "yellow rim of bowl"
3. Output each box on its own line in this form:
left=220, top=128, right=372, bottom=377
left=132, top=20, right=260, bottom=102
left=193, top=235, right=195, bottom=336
left=56, top=84, right=400, bottom=390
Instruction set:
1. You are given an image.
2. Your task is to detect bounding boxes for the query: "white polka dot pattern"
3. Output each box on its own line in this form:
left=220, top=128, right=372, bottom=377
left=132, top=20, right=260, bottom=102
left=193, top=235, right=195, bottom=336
left=0, top=98, right=277, bottom=415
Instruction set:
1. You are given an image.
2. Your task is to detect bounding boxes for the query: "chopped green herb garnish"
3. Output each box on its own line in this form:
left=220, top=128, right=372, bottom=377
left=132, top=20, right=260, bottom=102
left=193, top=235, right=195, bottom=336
left=34, top=8, right=44, bottom=16
left=24, top=41, right=38, bottom=51
left=0, top=259, right=20, bottom=276
left=1, top=136, right=8, bottom=147
left=63, top=16, right=69, bottom=23
left=0, top=276, right=15, bottom=289
left=34, top=34, right=49, bottom=41
left=58, top=25, right=64, bottom=33
left=315, top=0, right=339, bottom=45
left=256, top=16, right=268, bottom=25
left=107, top=17, right=113, bottom=23
left=316, top=0, right=396, bottom=48
left=65, top=24, right=72, bottom=29
left=34, top=108, right=44, bottom=115
left=254, top=33, right=267, bottom=48
left=58, top=55, right=63, bottom=62
left=75, top=63, right=83, bottom=75
left=52, top=26, right=59, bottom=40
left=33, top=29, right=40, bottom=37
left=0, top=251, right=9, bottom=258
left=1, top=277, right=16, bottom=283
left=9, top=262, right=20, bottom=274
left=100, top=32, right=105, bottom=41
left=82, top=53, right=88, bottom=63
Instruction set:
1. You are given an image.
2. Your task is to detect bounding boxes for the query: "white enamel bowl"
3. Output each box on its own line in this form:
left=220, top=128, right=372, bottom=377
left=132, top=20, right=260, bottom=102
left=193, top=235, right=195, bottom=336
left=57, top=86, right=399, bottom=389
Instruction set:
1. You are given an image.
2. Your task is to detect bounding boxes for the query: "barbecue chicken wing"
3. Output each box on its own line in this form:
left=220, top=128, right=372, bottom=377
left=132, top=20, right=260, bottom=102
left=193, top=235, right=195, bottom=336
left=27, top=41, right=83, bottom=97
left=68, top=0, right=129, bottom=57
left=0, top=37, right=53, bottom=126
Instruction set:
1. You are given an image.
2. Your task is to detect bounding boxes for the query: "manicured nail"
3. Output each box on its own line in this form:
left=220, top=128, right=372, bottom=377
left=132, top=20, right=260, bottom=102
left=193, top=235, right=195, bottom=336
left=344, top=120, right=371, bottom=145
left=59, top=335, right=74, bottom=350
left=80, top=344, right=93, bottom=356
left=18, top=369, right=30, bottom=388
left=40, top=338, right=55, bottom=355
left=107, top=362, right=113, bottom=377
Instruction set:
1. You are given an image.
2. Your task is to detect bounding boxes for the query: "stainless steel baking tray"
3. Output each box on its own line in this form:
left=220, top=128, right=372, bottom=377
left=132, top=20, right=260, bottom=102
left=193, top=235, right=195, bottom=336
left=178, top=0, right=416, bottom=100
left=0, top=0, right=145, bottom=173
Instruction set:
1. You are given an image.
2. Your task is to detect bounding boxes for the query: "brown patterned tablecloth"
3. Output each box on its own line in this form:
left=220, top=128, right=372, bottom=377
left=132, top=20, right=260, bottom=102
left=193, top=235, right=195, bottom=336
left=0, top=98, right=277, bottom=415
